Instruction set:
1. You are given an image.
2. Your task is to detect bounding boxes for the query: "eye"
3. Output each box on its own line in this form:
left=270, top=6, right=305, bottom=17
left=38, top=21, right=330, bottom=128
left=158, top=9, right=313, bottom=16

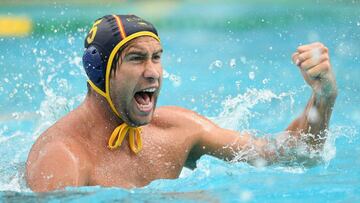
left=152, top=54, right=161, bottom=62
left=127, top=54, right=145, bottom=62
left=130, top=56, right=143, bottom=61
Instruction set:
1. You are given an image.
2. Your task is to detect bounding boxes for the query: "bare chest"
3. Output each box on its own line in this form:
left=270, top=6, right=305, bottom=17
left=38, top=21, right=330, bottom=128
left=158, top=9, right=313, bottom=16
left=87, top=130, right=190, bottom=188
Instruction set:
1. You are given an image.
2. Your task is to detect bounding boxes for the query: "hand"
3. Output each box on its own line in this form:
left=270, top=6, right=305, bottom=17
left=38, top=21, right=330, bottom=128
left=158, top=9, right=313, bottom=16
left=292, top=42, right=337, bottom=98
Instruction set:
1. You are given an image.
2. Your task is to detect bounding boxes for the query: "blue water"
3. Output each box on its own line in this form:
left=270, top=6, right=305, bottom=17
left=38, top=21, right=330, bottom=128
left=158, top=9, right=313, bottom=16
left=0, top=2, right=359, bottom=202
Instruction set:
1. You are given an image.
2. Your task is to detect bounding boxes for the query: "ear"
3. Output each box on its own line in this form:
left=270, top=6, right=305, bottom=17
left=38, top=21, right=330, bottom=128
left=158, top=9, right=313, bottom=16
left=83, top=45, right=106, bottom=91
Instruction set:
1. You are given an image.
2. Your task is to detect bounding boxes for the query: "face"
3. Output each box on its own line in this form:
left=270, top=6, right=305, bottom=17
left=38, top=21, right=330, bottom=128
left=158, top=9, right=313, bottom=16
left=109, top=36, right=163, bottom=126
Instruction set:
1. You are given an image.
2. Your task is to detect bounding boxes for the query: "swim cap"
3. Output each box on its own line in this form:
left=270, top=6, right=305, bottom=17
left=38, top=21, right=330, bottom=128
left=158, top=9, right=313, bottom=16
left=83, top=14, right=160, bottom=118
left=82, top=15, right=160, bottom=154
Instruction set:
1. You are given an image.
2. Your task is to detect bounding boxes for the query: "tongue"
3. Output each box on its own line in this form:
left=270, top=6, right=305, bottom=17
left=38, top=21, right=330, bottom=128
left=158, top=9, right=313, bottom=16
left=135, top=92, right=150, bottom=105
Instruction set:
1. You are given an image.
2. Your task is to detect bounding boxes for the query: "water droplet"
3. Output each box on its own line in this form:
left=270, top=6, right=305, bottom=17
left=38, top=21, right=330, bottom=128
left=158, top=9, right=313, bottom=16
left=169, top=74, right=181, bottom=87
left=240, top=190, right=253, bottom=202
left=235, top=81, right=241, bottom=89
left=39, top=49, right=47, bottom=56
left=262, top=78, right=269, bottom=84
left=209, top=60, right=223, bottom=70
left=68, top=36, right=75, bottom=45
left=307, top=107, right=319, bottom=123
left=12, top=112, right=20, bottom=120
left=229, top=58, right=236, bottom=68
left=163, top=69, right=169, bottom=78
left=248, top=72, right=255, bottom=80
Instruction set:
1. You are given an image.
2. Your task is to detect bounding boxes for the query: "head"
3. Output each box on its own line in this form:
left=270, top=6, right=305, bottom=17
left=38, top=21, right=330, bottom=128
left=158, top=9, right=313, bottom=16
left=109, top=36, right=163, bottom=126
left=83, top=15, right=163, bottom=127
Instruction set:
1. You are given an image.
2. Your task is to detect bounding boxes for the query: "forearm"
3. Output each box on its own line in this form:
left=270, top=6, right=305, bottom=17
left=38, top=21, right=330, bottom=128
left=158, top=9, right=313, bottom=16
left=286, top=89, right=337, bottom=148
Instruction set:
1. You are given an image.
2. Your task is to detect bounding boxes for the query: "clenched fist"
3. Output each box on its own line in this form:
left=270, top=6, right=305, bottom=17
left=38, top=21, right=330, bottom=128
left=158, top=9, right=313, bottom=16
left=292, top=42, right=337, bottom=98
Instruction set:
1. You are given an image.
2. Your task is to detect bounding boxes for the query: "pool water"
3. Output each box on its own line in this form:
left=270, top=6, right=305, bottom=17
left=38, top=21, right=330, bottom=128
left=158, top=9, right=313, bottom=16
left=0, top=1, right=359, bottom=202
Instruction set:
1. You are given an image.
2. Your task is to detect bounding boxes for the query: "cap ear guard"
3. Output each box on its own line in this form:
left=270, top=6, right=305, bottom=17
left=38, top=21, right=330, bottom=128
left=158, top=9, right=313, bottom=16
left=83, top=45, right=106, bottom=91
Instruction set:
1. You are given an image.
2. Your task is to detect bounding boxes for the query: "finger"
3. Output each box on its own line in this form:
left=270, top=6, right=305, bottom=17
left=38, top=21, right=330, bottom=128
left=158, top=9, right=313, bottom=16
left=297, top=42, right=327, bottom=53
left=297, top=46, right=328, bottom=63
left=306, top=61, right=330, bottom=79
left=291, top=52, right=300, bottom=65
left=299, top=53, right=329, bottom=71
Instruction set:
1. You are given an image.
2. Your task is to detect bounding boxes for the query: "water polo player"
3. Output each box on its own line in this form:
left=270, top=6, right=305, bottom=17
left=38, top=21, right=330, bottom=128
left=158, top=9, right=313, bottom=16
left=25, top=15, right=337, bottom=192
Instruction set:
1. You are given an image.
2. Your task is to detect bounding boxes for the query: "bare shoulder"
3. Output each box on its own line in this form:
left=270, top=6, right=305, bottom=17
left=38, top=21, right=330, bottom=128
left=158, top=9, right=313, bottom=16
left=26, top=116, right=91, bottom=192
left=153, top=106, right=216, bottom=129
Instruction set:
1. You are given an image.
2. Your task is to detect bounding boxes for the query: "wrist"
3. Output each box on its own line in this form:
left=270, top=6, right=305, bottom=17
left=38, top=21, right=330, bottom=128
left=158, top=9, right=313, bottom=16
left=313, top=78, right=337, bottom=100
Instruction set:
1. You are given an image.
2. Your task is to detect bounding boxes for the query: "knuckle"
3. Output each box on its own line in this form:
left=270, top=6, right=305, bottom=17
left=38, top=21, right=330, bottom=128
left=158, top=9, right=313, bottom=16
left=323, top=54, right=329, bottom=61
left=315, top=42, right=323, bottom=47
left=302, top=63, right=310, bottom=70
left=321, top=46, right=328, bottom=53
left=322, top=61, right=330, bottom=69
left=297, top=45, right=306, bottom=51
left=299, top=63, right=305, bottom=69
left=307, top=69, right=315, bottom=77
left=325, top=60, right=330, bottom=66
left=299, top=53, right=307, bottom=61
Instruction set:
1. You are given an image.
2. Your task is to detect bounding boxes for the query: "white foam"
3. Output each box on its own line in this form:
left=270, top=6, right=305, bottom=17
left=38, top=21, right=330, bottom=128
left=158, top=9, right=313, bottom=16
left=213, top=88, right=295, bottom=130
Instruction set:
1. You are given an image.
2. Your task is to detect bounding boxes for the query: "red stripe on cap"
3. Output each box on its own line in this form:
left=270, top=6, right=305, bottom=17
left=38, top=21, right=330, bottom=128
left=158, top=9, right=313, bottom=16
left=113, top=15, right=127, bottom=39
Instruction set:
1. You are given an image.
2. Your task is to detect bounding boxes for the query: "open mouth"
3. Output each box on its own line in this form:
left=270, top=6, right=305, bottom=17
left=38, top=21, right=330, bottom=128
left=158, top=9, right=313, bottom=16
left=134, top=87, right=156, bottom=113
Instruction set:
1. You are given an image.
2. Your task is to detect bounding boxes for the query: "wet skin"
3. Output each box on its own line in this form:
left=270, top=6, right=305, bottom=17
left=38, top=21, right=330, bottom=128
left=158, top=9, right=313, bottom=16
left=26, top=38, right=337, bottom=192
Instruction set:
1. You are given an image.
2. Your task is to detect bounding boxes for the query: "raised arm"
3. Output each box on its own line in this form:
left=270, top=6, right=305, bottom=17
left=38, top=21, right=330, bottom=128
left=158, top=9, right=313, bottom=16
left=186, top=42, right=337, bottom=167
left=287, top=42, right=337, bottom=149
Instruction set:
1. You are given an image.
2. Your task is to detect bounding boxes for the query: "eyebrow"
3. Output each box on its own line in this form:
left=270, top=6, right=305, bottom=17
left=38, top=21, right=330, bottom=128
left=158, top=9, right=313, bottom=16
left=124, top=48, right=163, bottom=56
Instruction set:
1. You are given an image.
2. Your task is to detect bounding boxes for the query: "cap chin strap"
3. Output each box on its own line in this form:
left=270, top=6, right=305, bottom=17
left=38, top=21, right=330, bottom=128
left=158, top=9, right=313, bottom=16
left=89, top=79, right=143, bottom=154
left=108, top=122, right=142, bottom=154
left=88, top=31, right=160, bottom=154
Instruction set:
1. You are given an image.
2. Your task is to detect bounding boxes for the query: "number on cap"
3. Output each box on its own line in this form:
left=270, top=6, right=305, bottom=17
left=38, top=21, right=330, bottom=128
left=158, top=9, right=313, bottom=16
left=87, top=19, right=102, bottom=44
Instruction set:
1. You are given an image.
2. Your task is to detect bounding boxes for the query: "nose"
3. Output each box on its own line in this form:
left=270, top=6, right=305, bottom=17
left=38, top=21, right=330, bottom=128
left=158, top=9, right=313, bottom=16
left=143, top=60, right=161, bottom=82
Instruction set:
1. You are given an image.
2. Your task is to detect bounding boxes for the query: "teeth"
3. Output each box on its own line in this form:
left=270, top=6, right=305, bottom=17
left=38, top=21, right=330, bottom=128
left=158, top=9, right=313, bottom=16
left=141, top=88, right=156, bottom=93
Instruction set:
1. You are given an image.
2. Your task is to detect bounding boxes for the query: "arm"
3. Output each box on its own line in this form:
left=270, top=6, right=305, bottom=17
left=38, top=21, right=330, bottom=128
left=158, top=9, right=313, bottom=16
left=26, top=139, right=90, bottom=192
left=187, top=42, right=336, bottom=166
left=287, top=42, right=337, bottom=149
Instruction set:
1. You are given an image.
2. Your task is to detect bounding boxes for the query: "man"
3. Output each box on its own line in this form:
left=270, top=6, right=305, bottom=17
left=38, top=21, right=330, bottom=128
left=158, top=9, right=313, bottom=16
left=26, top=15, right=337, bottom=192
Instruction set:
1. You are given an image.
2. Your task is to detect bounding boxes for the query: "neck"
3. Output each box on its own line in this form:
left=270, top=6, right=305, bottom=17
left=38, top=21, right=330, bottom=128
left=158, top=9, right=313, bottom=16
left=80, top=91, right=124, bottom=138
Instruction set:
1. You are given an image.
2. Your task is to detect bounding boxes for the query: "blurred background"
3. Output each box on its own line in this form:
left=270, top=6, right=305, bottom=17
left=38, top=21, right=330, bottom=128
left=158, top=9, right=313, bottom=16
left=1, top=0, right=359, bottom=127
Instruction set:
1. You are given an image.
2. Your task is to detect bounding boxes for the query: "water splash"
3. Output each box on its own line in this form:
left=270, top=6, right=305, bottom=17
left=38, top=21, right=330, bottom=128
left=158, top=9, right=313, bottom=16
left=225, top=125, right=358, bottom=171
left=207, top=88, right=358, bottom=170
left=213, top=88, right=295, bottom=130
left=0, top=131, right=32, bottom=192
